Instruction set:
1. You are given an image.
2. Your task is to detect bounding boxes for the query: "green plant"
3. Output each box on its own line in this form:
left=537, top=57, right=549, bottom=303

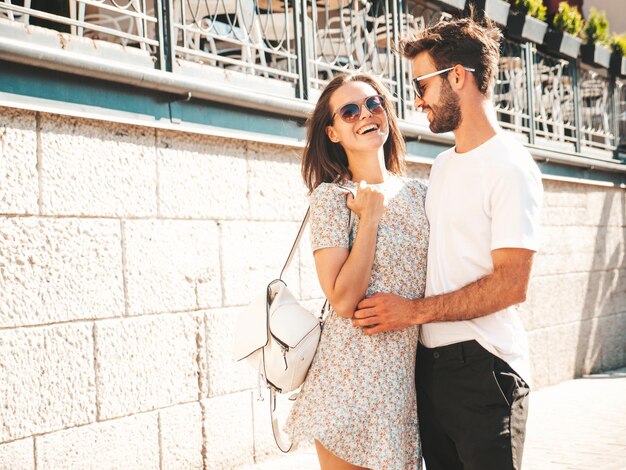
left=552, top=2, right=584, bottom=37
left=583, top=7, right=610, bottom=45
left=512, top=0, right=547, bottom=22
left=610, top=33, right=626, bottom=56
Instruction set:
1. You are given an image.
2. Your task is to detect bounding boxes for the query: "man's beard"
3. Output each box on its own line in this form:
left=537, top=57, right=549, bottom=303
left=428, top=79, right=461, bottom=134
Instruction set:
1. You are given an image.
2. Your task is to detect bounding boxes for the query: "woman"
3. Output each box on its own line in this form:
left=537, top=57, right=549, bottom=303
left=286, top=73, right=429, bottom=470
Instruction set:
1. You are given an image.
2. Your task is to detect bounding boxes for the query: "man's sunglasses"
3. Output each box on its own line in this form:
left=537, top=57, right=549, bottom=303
left=412, top=66, right=476, bottom=99
left=331, top=95, right=386, bottom=123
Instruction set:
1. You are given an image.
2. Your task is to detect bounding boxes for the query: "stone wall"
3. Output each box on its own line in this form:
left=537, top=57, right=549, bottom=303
left=0, top=106, right=624, bottom=469
left=525, top=179, right=626, bottom=385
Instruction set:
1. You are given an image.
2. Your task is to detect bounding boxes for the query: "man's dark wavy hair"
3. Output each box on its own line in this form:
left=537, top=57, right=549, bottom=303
left=399, top=13, right=502, bottom=97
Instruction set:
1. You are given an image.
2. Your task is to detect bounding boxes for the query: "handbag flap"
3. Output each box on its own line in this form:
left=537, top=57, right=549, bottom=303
left=269, top=284, right=320, bottom=348
left=233, top=290, right=269, bottom=361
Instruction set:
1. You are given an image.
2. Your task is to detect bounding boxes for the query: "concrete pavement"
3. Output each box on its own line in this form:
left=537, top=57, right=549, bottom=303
left=240, top=368, right=626, bottom=470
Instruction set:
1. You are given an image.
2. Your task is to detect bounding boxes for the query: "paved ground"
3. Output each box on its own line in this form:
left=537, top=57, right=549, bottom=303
left=241, top=368, right=626, bottom=470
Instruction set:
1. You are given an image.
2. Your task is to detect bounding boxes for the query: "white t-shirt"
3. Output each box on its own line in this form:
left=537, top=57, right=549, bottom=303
left=422, top=132, right=543, bottom=386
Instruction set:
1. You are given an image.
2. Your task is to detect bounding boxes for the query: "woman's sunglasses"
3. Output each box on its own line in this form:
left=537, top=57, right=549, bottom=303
left=412, top=66, right=476, bottom=99
left=331, top=95, right=386, bottom=123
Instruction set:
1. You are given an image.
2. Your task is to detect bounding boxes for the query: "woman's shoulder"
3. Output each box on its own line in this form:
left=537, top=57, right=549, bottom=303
left=311, top=181, right=354, bottom=197
left=309, top=182, right=353, bottom=207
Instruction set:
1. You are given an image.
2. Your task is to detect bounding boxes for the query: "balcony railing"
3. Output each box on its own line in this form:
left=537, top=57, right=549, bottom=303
left=0, top=0, right=624, bottom=160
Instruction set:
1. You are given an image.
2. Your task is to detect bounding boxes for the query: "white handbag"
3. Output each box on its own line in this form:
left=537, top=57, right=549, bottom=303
left=233, top=207, right=328, bottom=452
left=233, top=188, right=355, bottom=452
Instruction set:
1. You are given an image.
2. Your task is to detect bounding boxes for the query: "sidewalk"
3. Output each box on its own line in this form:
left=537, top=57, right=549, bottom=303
left=241, top=368, right=626, bottom=470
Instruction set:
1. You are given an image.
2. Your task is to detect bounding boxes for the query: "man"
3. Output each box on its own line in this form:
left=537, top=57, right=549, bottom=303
left=351, top=15, right=543, bottom=470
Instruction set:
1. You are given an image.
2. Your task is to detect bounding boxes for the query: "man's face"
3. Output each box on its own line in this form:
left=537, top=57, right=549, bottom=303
left=412, top=52, right=462, bottom=134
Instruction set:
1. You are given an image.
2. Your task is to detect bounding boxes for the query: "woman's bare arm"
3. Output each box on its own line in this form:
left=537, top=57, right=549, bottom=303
left=314, top=184, right=383, bottom=318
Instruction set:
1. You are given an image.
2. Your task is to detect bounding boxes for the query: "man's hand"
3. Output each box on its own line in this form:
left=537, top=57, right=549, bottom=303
left=352, top=248, right=536, bottom=333
left=352, top=293, right=422, bottom=335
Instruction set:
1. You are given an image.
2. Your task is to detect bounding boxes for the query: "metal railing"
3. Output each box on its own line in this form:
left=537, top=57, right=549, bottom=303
left=0, top=0, right=624, bottom=159
left=532, top=48, right=577, bottom=151
left=579, top=68, right=616, bottom=153
left=495, top=40, right=531, bottom=140
left=173, top=0, right=300, bottom=82
left=0, top=1, right=158, bottom=50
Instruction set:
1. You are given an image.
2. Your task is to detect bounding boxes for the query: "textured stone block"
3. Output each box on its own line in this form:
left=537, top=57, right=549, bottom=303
left=527, top=314, right=621, bottom=388
left=247, top=142, right=308, bottom=221
left=95, top=314, right=201, bottom=419
left=524, top=272, right=611, bottom=330
left=533, top=228, right=624, bottom=274
left=124, top=220, right=220, bottom=314
left=39, top=115, right=156, bottom=216
left=540, top=207, right=588, bottom=227
left=0, top=323, right=95, bottom=442
left=36, top=414, right=159, bottom=469
left=527, top=328, right=551, bottom=389
left=528, top=323, right=581, bottom=388
left=0, top=107, right=38, bottom=214
left=0, top=217, right=124, bottom=327
left=519, top=300, right=540, bottom=333
left=0, top=438, right=33, bottom=470
left=593, top=269, right=626, bottom=317
left=533, top=251, right=595, bottom=276
left=585, top=187, right=626, bottom=228
left=574, top=319, right=603, bottom=377
left=540, top=226, right=599, bottom=255
left=607, top=269, right=626, bottom=315
left=158, top=131, right=247, bottom=219
left=205, top=308, right=257, bottom=397
left=599, top=314, right=626, bottom=371
left=547, top=322, right=579, bottom=384
left=160, top=402, right=204, bottom=470
left=542, top=180, right=587, bottom=208
left=588, top=226, right=626, bottom=271
left=203, top=392, right=254, bottom=469
left=220, top=221, right=300, bottom=306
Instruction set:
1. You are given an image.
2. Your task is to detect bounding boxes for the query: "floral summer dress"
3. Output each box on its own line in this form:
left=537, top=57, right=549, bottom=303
left=286, top=175, right=429, bottom=470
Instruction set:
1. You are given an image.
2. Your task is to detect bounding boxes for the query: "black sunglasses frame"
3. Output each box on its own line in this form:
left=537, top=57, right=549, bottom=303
left=331, top=95, right=386, bottom=123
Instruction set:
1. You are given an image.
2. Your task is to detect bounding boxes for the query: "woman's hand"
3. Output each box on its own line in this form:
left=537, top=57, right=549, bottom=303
left=346, top=181, right=384, bottom=226
left=314, top=181, right=384, bottom=318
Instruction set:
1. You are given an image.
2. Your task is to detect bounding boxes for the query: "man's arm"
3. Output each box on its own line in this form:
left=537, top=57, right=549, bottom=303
left=352, top=247, right=535, bottom=335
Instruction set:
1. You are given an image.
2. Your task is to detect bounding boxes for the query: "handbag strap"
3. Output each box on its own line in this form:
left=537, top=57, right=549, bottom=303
left=270, top=387, right=293, bottom=453
left=279, top=207, right=310, bottom=281
left=279, top=184, right=356, bottom=281
left=271, top=184, right=357, bottom=453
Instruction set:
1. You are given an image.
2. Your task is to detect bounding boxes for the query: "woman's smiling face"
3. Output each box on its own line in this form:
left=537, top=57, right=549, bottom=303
left=326, top=81, right=389, bottom=156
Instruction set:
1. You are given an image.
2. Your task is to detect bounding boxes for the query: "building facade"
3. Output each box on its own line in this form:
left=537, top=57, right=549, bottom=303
left=0, top=0, right=624, bottom=468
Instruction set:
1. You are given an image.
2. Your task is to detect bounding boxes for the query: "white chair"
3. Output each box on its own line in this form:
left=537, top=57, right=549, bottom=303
left=257, top=10, right=313, bottom=71
left=69, top=0, right=148, bottom=50
left=315, top=12, right=367, bottom=67
left=175, top=0, right=267, bottom=72
left=1, top=0, right=31, bottom=24
left=369, top=12, right=421, bottom=75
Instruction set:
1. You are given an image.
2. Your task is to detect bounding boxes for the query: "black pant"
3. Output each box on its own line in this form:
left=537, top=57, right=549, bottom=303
left=416, top=341, right=529, bottom=470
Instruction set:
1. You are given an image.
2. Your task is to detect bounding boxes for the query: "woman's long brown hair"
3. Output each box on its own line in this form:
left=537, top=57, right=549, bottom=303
left=302, top=73, right=406, bottom=192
